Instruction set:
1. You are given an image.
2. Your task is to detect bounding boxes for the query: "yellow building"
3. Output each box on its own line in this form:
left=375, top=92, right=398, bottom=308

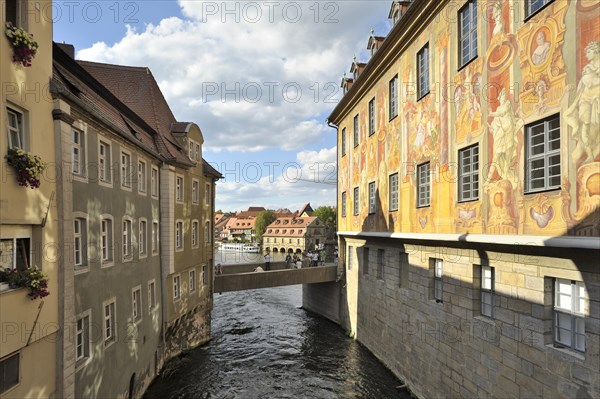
left=1, top=1, right=66, bottom=397
left=327, top=1, right=599, bottom=397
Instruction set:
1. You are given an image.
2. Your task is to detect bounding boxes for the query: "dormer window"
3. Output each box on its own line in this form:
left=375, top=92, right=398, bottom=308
left=393, top=10, right=400, bottom=24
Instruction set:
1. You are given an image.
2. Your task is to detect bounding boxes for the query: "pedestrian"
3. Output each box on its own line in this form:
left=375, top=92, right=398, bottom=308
left=215, top=263, right=222, bottom=275
left=319, top=250, right=326, bottom=265
left=285, top=253, right=292, bottom=268
left=264, top=252, right=271, bottom=271
left=312, top=251, right=318, bottom=267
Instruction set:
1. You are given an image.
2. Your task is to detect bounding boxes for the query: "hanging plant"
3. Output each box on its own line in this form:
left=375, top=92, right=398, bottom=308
left=5, top=147, right=47, bottom=189
left=0, top=267, right=50, bottom=300
left=4, top=23, right=39, bottom=67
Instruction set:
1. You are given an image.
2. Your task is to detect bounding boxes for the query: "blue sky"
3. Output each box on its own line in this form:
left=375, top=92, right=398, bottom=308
left=53, top=1, right=393, bottom=212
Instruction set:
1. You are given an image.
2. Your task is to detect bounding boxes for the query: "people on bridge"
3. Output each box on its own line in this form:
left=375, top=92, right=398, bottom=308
left=264, top=253, right=271, bottom=270
left=215, top=263, right=222, bottom=275
left=285, top=253, right=292, bottom=268
left=254, top=266, right=264, bottom=272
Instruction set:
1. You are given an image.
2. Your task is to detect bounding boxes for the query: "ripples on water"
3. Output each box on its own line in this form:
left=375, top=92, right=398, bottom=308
left=144, top=285, right=409, bottom=399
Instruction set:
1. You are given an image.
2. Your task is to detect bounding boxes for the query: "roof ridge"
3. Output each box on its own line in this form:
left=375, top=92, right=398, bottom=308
left=77, top=60, right=148, bottom=71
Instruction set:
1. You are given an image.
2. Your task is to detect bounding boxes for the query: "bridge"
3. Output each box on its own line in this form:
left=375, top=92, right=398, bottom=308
left=214, top=262, right=338, bottom=293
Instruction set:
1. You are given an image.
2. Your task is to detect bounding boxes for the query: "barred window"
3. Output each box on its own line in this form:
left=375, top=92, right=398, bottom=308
left=554, top=279, right=585, bottom=352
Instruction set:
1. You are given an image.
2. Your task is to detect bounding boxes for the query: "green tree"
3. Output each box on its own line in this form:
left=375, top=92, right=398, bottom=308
left=254, top=210, right=277, bottom=242
left=313, top=206, right=337, bottom=239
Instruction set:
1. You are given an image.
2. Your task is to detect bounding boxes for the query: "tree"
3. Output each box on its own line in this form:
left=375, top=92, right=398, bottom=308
left=313, top=206, right=337, bottom=239
left=254, top=210, right=277, bottom=242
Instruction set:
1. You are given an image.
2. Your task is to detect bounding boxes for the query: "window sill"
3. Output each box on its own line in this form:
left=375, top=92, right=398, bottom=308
left=138, top=190, right=148, bottom=197
left=121, top=185, right=133, bottom=192
left=389, top=114, right=398, bottom=122
left=75, top=357, right=92, bottom=372
left=104, top=338, right=116, bottom=349
left=74, top=266, right=90, bottom=276
left=101, top=261, right=114, bottom=268
left=546, top=344, right=585, bottom=361
left=524, top=186, right=561, bottom=196
left=98, top=180, right=113, bottom=188
left=524, top=1, right=555, bottom=23
left=416, top=204, right=431, bottom=209
left=417, top=90, right=430, bottom=102
left=72, top=174, right=88, bottom=184
left=457, top=198, right=479, bottom=204
left=139, top=253, right=148, bottom=260
left=457, top=55, right=478, bottom=73
left=176, top=248, right=184, bottom=253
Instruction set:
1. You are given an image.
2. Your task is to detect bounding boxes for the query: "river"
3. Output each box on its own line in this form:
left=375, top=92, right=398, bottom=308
left=144, top=253, right=410, bottom=399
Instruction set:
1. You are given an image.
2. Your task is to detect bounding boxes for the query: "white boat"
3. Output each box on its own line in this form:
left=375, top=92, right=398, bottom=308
left=219, top=243, right=260, bottom=253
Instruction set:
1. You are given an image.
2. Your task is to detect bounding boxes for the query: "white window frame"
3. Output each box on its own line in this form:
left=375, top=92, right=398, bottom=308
left=192, top=179, right=200, bottom=204
left=6, top=106, right=25, bottom=149
left=132, top=286, right=142, bottom=323
left=353, top=187, right=359, bottom=216
left=139, top=219, right=147, bottom=257
left=103, top=298, right=117, bottom=347
left=188, top=139, right=194, bottom=160
left=138, top=159, right=147, bottom=194
left=481, top=265, right=494, bottom=318
left=120, top=150, right=132, bottom=189
left=433, top=258, right=443, bottom=302
left=72, top=128, right=86, bottom=178
left=525, top=114, right=561, bottom=193
left=75, top=309, right=92, bottom=366
left=389, top=173, right=399, bottom=211
left=368, top=181, right=376, bottom=214
left=389, top=75, right=398, bottom=120
left=98, top=139, right=112, bottom=186
left=151, top=166, right=159, bottom=198
left=148, top=279, right=157, bottom=312
left=458, top=144, right=479, bottom=202
left=73, top=215, right=88, bottom=269
left=458, top=0, right=478, bottom=68
left=189, top=269, right=196, bottom=293
left=122, top=217, right=133, bottom=261
left=205, top=184, right=211, bottom=206
left=554, top=279, right=586, bottom=352
left=175, top=220, right=184, bottom=251
left=205, top=221, right=211, bottom=243
left=195, top=143, right=201, bottom=161
left=417, top=44, right=430, bottom=99
left=417, top=162, right=431, bottom=208
left=173, top=274, right=181, bottom=301
left=368, top=98, right=375, bottom=136
left=341, top=191, right=347, bottom=217
left=176, top=175, right=184, bottom=203
left=202, top=265, right=207, bottom=286
left=151, top=221, right=159, bottom=255
left=191, top=220, right=199, bottom=248
left=100, top=216, right=114, bottom=266
left=341, top=127, right=347, bottom=157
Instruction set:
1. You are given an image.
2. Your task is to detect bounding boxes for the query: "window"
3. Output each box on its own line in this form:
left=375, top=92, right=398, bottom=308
left=103, top=299, right=116, bottom=345
left=0, top=236, right=31, bottom=271
left=132, top=287, right=142, bottom=323
left=363, top=247, right=369, bottom=275
left=100, top=218, right=113, bottom=264
left=73, top=218, right=87, bottom=267
left=72, top=129, right=85, bottom=176
left=176, top=176, right=184, bottom=202
left=433, top=258, right=443, bottom=302
left=139, top=220, right=147, bottom=257
left=202, top=265, right=207, bottom=286
left=205, top=184, right=211, bottom=206
left=0, top=353, right=20, bottom=394
left=175, top=221, right=183, bottom=250
left=188, top=140, right=194, bottom=160
left=152, top=221, right=159, bottom=255
left=353, top=114, right=359, bottom=147
left=121, top=151, right=132, bottom=188
left=525, top=115, right=561, bottom=193
left=459, top=0, right=478, bottom=67
left=75, top=311, right=91, bottom=362
left=389, top=75, right=398, bottom=119
left=6, top=107, right=24, bottom=149
left=148, top=280, right=157, bottom=311
left=192, top=220, right=199, bottom=248
left=526, top=0, right=552, bottom=18
left=417, top=162, right=431, bottom=207
left=205, top=221, right=211, bottom=243
left=368, top=98, right=375, bottom=135
left=417, top=44, right=429, bottom=99
left=151, top=166, right=159, bottom=197
left=5, top=0, right=23, bottom=27
left=377, top=249, right=384, bottom=280
left=138, top=160, right=146, bottom=193
left=341, top=192, right=347, bottom=217
left=458, top=144, right=479, bottom=202
left=341, top=127, right=347, bottom=157
left=189, top=269, right=196, bottom=293
left=192, top=180, right=200, bottom=204
left=353, top=187, right=359, bottom=216
left=481, top=266, right=494, bottom=317
left=554, top=279, right=585, bottom=352
left=347, top=246, right=353, bottom=271
left=122, top=218, right=132, bottom=260
left=368, top=182, right=376, bottom=214
left=173, top=275, right=181, bottom=300
left=195, top=143, right=201, bottom=161
left=99, top=140, right=111, bottom=184
left=389, top=173, right=399, bottom=211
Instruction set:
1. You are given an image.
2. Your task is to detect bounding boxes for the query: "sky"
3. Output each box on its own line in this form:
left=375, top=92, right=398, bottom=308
left=53, top=0, right=394, bottom=212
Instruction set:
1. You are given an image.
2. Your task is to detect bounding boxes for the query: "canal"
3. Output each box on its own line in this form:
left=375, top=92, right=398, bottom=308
left=145, top=283, right=410, bottom=398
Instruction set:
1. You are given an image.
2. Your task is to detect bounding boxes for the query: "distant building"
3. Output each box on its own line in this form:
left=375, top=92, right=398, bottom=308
left=263, top=217, right=327, bottom=254
left=297, top=202, right=314, bottom=217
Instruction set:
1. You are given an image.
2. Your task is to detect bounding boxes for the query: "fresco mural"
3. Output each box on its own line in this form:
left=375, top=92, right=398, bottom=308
left=337, top=0, right=599, bottom=238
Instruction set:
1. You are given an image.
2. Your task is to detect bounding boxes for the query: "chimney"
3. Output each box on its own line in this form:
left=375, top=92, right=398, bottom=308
left=56, top=42, right=75, bottom=58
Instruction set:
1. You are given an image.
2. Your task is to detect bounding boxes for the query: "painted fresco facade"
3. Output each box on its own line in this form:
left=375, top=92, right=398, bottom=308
left=1, top=1, right=62, bottom=397
left=329, top=1, right=599, bottom=398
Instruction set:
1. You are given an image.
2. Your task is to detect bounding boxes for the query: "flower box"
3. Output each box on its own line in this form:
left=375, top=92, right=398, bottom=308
left=4, top=23, right=38, bottom=67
